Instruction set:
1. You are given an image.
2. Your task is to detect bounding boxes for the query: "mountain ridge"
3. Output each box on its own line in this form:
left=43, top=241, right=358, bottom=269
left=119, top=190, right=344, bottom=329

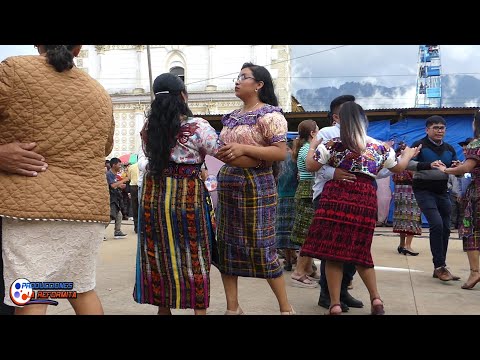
left=295, top=75, right=480, bottom=111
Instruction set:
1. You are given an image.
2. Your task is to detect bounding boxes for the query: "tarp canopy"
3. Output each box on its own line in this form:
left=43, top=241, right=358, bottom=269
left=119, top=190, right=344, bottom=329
left=367, top=115, right=474, bottom=225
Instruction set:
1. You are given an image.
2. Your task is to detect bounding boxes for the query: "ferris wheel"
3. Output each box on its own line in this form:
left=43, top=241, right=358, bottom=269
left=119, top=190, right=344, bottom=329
left=415, top=45, right=442, bottom=108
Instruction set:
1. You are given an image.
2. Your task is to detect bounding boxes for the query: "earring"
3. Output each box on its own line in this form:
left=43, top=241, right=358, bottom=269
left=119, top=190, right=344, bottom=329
left=255, top=89, right=258, bottom=92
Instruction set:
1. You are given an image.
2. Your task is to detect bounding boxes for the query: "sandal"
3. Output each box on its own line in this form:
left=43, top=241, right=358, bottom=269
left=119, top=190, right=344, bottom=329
left=306, top=270, right=320, bottom=281
left=370, top=298, right=385, bottom=315
left=461, top=269, right=480, bottom=290
left=224, top=306, right=245, bottom=315
left=280, top=305, right=296, bottom=315
left=325, top=303, right=342, bottom=315
left=291, top=274, right=318, bottom=288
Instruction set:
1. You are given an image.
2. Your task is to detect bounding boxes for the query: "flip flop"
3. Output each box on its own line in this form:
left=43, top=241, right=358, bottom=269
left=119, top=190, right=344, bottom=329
left=291, top=274, right=318, bottom=288
left=306, top=271, right=320, bottom=281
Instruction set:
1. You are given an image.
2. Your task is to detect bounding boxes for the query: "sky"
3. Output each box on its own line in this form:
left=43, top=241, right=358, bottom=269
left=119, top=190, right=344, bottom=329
left=2, top=45, right=480, bottom=108
left=290, top=45, right=480, bottom=90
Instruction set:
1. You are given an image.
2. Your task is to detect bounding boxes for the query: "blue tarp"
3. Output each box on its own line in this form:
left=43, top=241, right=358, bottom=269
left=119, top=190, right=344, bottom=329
left=367, top=115, right=474, bottom=225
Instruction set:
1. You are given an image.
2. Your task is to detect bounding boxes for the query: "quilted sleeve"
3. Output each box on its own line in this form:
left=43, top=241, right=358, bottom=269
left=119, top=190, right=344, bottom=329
left=105, top=114, right=115, bottom=156
left=0, top=58, right=14, bottom=120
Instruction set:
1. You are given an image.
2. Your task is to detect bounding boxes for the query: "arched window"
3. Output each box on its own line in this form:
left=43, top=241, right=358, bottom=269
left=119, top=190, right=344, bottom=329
left=170, top=66, right=185, bottom=82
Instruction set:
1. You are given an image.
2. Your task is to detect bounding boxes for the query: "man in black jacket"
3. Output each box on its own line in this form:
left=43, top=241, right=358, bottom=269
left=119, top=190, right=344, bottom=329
left=408, top=116, right=460, bottom=282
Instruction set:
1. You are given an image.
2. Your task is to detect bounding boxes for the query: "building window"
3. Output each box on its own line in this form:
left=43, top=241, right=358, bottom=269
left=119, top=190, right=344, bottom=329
left=170, top=66, right=185, bottom=82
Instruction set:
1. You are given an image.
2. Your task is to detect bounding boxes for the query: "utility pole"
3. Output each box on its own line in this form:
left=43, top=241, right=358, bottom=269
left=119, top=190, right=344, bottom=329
left=146, top=45, right=154, bottom=102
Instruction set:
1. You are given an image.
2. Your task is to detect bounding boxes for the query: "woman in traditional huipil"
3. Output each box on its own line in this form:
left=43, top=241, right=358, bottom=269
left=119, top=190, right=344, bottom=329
left=301, top=102, right=420, bottom=315
left=392, top=142, right=422, bottom=256
left=134, top=73, right=222, bottom=315
left=290, top=120, right=320, bottom=288
left=433, top=110, right=480, bottom=290
left=215, top=62, right=295, bottom=315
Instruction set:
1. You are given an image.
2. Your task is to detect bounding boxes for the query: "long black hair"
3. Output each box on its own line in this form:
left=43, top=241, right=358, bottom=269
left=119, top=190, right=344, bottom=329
left=241, top=62, right=278, bottom=106
left=144, top=73, right=192, bottom=175
left=44, top=45, right=78, bottom=72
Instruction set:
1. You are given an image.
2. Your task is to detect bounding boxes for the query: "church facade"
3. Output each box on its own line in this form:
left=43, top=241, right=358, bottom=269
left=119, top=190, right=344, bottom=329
left=76, top=45, right=292, bottom=159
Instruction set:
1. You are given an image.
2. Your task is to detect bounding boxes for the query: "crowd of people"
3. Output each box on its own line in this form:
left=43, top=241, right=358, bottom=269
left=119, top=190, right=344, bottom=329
left=1, top=46, right=479, bottom=316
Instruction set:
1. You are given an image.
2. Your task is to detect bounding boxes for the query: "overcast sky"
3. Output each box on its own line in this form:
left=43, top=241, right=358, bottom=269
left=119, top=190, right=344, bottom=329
left=2, top=44, right=479, bottom=97
left=290, top=45, right=480, bottom=90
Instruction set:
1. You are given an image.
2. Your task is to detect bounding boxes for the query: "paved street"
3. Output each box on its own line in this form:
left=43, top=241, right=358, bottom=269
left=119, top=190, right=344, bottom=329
left=48, top=222, right=480, bottom=315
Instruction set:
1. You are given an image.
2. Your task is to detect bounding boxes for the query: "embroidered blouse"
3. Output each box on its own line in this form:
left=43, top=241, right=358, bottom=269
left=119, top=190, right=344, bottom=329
left=170, top=117, right=222, bottom=164
left=465, top=138, right=480, bottom=180
left=314, top=137, right=397, bottom=178
left=219, top=104, right=288, bottom=146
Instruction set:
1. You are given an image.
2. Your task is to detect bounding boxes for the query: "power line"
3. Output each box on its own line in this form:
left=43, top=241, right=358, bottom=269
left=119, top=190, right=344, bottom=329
left=184, top=45, right=349, bottom=86
left=97, top=72, right=480, bottom=82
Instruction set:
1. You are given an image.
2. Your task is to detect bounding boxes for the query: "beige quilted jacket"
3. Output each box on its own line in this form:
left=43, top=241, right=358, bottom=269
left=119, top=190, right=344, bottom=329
left=0, top=55, right=114, bottom=223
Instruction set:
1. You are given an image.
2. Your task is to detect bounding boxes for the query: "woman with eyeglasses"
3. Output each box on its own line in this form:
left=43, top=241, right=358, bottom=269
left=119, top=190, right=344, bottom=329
left=215, top=62, right=295, bottom=315
left=300, top=101, right=421, bottom=315
left=134, top=73, right=259, bottom=315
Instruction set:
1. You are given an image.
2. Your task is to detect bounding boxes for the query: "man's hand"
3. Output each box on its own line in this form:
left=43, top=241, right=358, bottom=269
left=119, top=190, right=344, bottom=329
left=0, top=142, right=47, bottom=177
left=333, top=168, right=356, bottom=183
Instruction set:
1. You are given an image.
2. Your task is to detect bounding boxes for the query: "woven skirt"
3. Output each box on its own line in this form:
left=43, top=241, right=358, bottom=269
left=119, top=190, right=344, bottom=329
left=215, top=165, right=282, bottom=278
left=301, top=175, right=377, bottom=268
left=291, top=179, right=314, bottom=245
left=133, top=163, right=216, bottom=310
left=459, top=183, right=480, bottom=251
left=392, top=184, right=422, bottom=236
left=275, top=196, right=299, bottom=250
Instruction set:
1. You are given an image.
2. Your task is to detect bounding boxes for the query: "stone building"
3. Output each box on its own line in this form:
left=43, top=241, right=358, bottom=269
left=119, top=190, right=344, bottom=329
left=76, top=45, right=292, bottom=159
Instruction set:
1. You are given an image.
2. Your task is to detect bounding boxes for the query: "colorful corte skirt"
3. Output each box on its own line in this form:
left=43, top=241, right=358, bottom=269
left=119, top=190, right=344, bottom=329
left=215, top=165, right=282, bottom=278
left=301, top=175, right=377, bottom=268
left=276, top=196, right=299, bottom=250
left=459, top=182, right=480, bottom=251
left=291, top=179, right=315, bottom=245
left=133, top=163, right=216, bottom=310
left=392, top=184, right=422, bottom=236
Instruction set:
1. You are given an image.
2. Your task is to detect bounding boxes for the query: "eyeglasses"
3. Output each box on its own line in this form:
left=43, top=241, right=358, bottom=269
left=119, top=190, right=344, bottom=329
left=429, top=126, right=446, bottom=131
left=233, top=74, right=256, bottom=83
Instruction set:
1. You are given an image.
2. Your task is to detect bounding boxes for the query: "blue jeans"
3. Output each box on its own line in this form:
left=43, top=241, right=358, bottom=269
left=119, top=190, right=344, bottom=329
left=413, top=189, right=451, bottom=269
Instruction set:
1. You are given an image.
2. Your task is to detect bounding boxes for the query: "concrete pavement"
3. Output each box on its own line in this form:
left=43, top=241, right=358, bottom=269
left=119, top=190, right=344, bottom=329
left=48, top=222, right=480, bottom=315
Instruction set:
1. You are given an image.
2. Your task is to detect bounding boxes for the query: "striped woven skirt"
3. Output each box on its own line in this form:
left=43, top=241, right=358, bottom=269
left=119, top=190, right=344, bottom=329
left=392, top=184, right=422, bottom=236
left=276, top=196, right=299, bottom=250
left=133, top=163, right=216, bottom=310
left=300, top=174, right=377, bottom=268
left=215, top=165, right=282, bottom=278
left=459, top=183, right=480, bottom=251
left=291, top=179, right=315, bottom=245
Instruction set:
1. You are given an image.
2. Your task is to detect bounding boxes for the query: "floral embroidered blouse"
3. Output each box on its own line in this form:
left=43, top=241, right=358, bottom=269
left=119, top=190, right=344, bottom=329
left=219, top=104, right=288, bottom=146
left=314, top=137, right=397, bottom=178
left=465, top=138, right=480, bottom=181
left=170, top=117, right=222, bottom=164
